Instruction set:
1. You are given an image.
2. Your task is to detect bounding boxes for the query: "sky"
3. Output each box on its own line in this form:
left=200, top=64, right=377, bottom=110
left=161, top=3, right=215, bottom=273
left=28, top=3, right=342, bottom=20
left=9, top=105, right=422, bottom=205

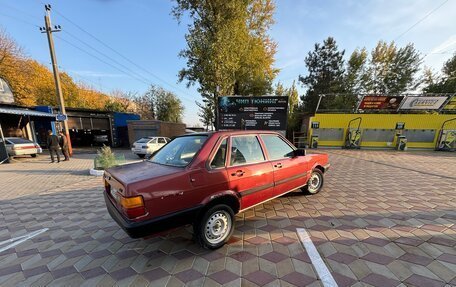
left=1, top=0, right=456, bottom=126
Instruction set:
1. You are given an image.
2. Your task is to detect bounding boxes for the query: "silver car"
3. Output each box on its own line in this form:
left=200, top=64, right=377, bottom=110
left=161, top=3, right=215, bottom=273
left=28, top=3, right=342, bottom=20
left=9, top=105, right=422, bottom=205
left=131, top=137, right=171, bottom=158
left=5, top=137, right=43, bottom=158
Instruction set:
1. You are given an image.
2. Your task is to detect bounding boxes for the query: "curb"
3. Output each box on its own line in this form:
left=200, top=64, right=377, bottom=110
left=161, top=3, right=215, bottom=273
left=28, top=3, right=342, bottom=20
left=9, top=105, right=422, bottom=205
left=89, top=168, right=104, bottom=176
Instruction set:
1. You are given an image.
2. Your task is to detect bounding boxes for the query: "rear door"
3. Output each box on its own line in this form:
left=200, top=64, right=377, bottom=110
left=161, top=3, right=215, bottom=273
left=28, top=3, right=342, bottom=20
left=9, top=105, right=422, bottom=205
left=260, top=134, right=309, bottom=197
left=157, top=137, right=167, bottom=148
left=226, top=135, right=274, bottom=210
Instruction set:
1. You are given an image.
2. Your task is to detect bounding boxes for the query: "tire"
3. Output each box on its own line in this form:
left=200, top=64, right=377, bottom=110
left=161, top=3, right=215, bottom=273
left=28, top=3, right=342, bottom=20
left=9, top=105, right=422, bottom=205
left=303, top=169, right=324, bottom=194
left=194, top=204, right=235, bottom=250
left=137, top=154, right=145, bottom=159
left=31, top=154, right=37, bottom=158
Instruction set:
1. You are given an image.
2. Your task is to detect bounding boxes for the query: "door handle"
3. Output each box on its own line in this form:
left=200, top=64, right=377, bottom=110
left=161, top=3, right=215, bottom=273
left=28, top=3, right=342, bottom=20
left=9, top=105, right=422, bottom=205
left=274, top=163, right=282, bottom=168
left=231, top=170, right=245, bottom=177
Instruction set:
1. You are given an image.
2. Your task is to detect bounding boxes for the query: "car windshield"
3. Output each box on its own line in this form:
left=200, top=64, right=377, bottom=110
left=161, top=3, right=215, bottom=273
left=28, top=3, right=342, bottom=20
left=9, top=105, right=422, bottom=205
left=136, top=138, right=150, bottom=143
left=7, top=138, right=33, bottom=144
left=150, top=135, right=207, bottom=167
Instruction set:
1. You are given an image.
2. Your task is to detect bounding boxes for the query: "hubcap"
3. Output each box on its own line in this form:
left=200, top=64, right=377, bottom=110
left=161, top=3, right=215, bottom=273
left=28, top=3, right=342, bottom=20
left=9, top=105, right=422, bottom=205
left=308, top=173, right=321, bottom=192
left=204, top=210, right=231, bottom=244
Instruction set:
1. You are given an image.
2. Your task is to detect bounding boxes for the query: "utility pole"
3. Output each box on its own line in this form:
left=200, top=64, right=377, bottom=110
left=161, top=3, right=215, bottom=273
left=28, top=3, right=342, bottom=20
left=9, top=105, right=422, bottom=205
left=40, top=4, right=72, bottom=156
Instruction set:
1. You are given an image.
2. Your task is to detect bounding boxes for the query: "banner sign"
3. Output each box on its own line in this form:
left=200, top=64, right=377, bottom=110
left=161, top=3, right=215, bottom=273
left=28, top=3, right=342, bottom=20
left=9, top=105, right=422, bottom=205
left=0, top=78, right=14, bottom=104
left=442, top=96, right=456, bottom=111
left=218, top=96, right=288, bottom=130
left=399, top=96, right=448, bottom=110
left=358, top=95, right=404, bottom=110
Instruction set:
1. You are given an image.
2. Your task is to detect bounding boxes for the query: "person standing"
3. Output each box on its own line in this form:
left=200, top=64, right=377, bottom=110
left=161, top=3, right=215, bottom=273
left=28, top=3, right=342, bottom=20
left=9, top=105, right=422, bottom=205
left=47, top=130, right=60, bottom=163
left=59, top=131, right=70, bottom=161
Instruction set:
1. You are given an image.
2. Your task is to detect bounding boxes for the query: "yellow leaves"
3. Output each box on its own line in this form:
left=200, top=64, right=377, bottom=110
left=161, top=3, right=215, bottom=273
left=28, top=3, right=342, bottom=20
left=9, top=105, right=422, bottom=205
left=0, top=29, right=111, bottom=109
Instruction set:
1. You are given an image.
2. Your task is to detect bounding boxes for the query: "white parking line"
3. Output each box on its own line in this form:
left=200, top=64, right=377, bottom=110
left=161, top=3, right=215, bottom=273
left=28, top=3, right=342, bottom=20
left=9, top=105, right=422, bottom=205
left=0, top=228, right=49, bottom=253
left=296, top=228, right=338, bottom=287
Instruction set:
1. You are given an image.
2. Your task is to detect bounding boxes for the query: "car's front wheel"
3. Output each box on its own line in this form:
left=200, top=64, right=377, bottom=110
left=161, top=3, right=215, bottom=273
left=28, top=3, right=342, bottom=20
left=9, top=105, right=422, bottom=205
left=194, top=204, right=234, bottom=250
left=303, top=169, right=324, bottom=194
left=31, top=154, right=37, bottom=158
left=137, top=154, right=145, bottom=159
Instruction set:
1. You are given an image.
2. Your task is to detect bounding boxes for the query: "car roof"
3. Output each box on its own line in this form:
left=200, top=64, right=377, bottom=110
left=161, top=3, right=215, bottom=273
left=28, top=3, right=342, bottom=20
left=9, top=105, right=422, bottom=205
left=177, top=130, right=281, bottom=137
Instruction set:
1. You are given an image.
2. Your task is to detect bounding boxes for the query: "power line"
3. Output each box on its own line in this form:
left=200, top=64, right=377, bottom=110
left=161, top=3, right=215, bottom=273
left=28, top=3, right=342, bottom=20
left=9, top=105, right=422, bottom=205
left=394, top=0, right=449, bottom=41
left=0, top=12, right=40, bottom=28
left=62, top=30, right=154, bottom=86
left=55, top=34, right=150, bottom=86
left=51, top=8, right=196, bottom=102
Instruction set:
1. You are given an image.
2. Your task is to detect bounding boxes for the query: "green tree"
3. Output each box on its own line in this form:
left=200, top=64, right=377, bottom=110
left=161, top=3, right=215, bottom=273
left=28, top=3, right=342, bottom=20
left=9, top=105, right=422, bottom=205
left=365, top=41, right=421, bottom=94
left=425, top=53, right=456, bottom=93
left=299, top=37, right=346, bottom=112
left=173, top=0, right=277, bottom=125
left=274, top=81, right=300, bottom=134
left=142, top=85, right=184, bottom=123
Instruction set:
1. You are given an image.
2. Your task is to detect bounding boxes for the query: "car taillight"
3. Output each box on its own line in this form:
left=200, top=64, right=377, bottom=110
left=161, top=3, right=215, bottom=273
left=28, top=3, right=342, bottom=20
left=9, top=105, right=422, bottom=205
left=120, top=195, right=146, bottom=219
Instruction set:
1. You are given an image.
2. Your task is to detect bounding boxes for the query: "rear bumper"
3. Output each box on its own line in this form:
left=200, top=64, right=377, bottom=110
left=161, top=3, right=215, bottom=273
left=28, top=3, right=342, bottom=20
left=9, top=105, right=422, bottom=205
left=103, top=191, right=202, bottom=238
left=323, top=163, right=331, bottom=172
left=9, top=148, right=42, bottom=156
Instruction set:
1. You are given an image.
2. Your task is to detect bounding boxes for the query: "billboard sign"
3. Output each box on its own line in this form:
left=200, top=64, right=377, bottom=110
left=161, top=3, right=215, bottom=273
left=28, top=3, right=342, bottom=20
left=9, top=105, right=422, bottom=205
left=218, top=96, right=288, bottom=130
left=442, top=95, right=456, bottom=111
left=0, top=77, right=14, bottom=104
left=399, top=96, right=448, bottom=110
left=358, top=95, right=404, bottom=110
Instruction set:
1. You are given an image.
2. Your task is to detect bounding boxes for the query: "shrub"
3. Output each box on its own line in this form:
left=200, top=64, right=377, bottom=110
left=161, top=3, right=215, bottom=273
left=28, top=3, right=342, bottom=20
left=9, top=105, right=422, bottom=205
left=94, top=145, right=116, bottom=170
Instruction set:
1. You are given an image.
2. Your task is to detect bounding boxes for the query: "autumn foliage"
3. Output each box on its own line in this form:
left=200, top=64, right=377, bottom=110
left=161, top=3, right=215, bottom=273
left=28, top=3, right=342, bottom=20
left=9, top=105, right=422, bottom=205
left=0, top=29, right=110, bottom=109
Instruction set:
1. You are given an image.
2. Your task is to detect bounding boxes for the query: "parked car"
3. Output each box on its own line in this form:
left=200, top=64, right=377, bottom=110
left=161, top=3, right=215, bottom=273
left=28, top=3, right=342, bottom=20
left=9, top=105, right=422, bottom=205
left=131, top=137, right=171, bottom=158
left=5, top=137, right=43, bottom=158
left=104, top=131, right=330, bottom=249
left=93, top=134, right=109, bottom=145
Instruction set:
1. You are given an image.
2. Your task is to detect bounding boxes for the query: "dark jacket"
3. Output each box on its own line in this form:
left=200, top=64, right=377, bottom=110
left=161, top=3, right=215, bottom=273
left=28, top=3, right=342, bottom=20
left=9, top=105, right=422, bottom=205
left=47, top=134, right=60, bottom=148
left=59, top=135, right=68, bottom=148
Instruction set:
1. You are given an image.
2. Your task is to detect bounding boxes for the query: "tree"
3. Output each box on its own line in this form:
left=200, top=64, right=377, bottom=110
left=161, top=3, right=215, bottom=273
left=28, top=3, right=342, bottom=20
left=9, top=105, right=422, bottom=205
left=139, top=85, right=184, bottom=123
left=173, top=0, right=277, bottom=126
left=424, top=52, right=456, bottom=93
left=104, top=90, right=134, bottom=112
left=299, top=37, right=346, bottom=112
left=196, top=99, right=214, bottom=131
left=274, top=81, right=300, bottom=134
left=0, top=28, right=113, bottom=109
left=365, top=41, right=421, bottom=94
left=154, top=89, right=184, bottom=123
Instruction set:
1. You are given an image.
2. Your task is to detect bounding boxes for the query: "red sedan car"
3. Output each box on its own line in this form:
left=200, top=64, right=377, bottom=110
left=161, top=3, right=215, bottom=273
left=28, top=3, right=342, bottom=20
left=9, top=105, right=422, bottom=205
left=104, top=131, right=330, bottom=249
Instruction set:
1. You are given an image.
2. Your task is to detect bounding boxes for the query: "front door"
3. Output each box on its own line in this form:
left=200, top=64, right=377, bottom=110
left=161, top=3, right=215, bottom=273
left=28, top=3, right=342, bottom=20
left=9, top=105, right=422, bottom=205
left=226, top=135, right=274, bottom=210
left=260, top=134, right=309, bottom=197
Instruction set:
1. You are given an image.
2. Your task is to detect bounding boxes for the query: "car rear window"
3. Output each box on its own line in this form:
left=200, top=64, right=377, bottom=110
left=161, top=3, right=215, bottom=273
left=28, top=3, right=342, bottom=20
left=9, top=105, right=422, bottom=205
left=150, top=135, right=207, bottom=167
left=136, top=138, right=150, bottom=143
left=7, top=138, right=33, bottom=144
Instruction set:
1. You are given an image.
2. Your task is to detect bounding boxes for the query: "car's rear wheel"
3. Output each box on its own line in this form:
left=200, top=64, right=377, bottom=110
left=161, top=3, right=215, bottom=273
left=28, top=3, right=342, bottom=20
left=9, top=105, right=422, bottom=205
left=194, top=204, right=234, bottom=250
left=31, top=154, right=37, bottom=158
left=303, top=169, right=324, bottom=194
left=137, top=154, right=145, bottom=159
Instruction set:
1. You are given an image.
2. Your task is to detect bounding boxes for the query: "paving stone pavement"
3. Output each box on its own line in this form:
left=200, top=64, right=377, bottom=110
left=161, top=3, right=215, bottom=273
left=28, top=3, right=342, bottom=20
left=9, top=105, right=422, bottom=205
left=0, top=149, right=455, bottom=287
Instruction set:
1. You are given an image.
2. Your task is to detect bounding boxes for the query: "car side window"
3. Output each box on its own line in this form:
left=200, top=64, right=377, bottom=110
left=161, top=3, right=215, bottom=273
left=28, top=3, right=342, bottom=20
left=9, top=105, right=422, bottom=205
left=158, top=138, right=166, bottom=144
left=230, top=135, right=265, bottom=166
left=210, top=138, right=227, bottom=168
left=260, top=135, right=294, bottom=160
left=150, top=138, right=157, bottom=144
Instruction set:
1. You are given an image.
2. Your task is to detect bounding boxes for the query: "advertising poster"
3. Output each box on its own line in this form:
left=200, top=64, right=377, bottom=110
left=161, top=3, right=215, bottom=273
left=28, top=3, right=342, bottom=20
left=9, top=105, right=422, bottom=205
left=399, top=96, right=448, bottom=110
left=442, top=96, right=456, bottom=111
left=358, top=95, right=404, bottom=110
left=218, top=96, right=288, bottom=130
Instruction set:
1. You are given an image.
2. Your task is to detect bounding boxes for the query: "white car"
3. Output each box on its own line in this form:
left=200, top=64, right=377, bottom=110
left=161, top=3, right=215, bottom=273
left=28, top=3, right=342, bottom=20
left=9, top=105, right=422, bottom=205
left=131, top=137, right=171, bottom=158
left=5, top=137, right=43, bottom=158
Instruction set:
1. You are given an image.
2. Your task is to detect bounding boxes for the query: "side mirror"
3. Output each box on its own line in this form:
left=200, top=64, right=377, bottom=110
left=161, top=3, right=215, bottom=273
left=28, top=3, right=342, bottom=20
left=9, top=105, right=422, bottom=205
left=293, top=148, right=306, bottom=157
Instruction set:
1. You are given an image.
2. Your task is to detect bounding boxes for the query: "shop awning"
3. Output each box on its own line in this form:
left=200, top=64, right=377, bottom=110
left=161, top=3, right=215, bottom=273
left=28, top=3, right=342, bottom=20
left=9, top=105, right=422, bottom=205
left=0, top=107, right=56, bottom=118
